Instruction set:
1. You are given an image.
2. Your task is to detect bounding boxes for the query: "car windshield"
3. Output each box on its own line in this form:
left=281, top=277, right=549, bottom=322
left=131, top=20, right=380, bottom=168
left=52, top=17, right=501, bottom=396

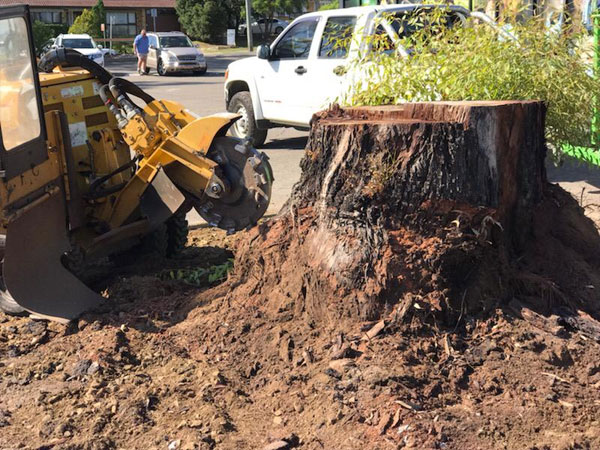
left=159, top=36, right=193, bottom=48
left=62, top=38, right=95, bottom=49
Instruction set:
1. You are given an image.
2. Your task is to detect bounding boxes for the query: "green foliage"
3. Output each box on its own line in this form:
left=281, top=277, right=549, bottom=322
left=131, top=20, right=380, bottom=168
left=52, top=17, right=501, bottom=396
left=176, top=0, right=229, bottom=43
left=32, top=21, right=68, bottom=54
left=223, top=0, right=245, bottom=29
left=162, top=260, right=234, bottom=286
left=112, top=42, right=134, bottom=54
left=344, top=10, right=600, bottom=162
left=92, top=0, right=106, bottom=33
left=319, top=0, right=338, bottom=11
left=69, top=8, right=99, bottom=38
left=252, top=0, right=305, bottom=35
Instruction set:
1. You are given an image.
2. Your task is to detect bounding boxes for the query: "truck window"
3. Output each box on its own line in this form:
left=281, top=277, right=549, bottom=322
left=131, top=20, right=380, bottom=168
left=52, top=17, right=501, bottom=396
left=272, top=18, right=319, bottom=60
left=372, top=24, right=395, bottom=55
left=389, top=10, right=462, bottom=41
left=0, top=17, right=41, bottom=151
left=319, top=16, right=356, bottom=59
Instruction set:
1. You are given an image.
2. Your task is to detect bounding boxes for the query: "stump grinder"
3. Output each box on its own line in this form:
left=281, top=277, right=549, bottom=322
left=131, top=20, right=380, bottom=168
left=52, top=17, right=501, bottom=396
left=0, top=5, right=273, bottom=322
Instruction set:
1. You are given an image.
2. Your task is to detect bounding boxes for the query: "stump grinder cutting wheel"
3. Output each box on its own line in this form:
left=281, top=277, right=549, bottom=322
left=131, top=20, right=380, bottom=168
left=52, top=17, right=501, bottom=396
left=0, top=5, right=272, bottom=322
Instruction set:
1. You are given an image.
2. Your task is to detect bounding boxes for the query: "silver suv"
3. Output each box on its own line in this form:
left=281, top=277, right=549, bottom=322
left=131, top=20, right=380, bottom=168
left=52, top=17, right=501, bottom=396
left=146, top=31, right=207, bottom=76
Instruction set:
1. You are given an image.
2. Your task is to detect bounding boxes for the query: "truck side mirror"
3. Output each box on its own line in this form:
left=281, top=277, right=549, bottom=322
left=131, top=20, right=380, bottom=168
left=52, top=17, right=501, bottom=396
left=257, top=44, right=270, bottom=60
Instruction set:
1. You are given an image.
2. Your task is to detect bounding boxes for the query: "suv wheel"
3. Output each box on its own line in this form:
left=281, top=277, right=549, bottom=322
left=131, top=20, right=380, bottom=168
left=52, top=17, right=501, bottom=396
left=157, top=59, right=168, bottom=76
left=275, top=26, right=283, bottom=34
left=227, top=91, right=267, bottom=147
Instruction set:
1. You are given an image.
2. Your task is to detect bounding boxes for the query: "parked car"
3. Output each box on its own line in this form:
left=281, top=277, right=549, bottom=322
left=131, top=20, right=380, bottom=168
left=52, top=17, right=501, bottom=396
left=238, top=18, right=289, bottom=36
left=100, top=47, right=119, bottom=57
left=145, top=31, right=207, bottom=76
left=224, top=4, right=510, bottom=146
left=52, top=33, right=104, bottom=66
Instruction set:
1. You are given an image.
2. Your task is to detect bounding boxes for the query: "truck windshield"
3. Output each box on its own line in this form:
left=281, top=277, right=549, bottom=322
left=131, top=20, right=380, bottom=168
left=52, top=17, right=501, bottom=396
left=62, top=38, right=95, bottom=48
left=159, top=36, right=193, bottom=48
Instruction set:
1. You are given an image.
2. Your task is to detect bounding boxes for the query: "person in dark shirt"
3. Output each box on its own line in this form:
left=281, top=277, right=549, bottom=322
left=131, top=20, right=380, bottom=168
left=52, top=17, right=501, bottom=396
left=133, top=28, right=149, bottom=75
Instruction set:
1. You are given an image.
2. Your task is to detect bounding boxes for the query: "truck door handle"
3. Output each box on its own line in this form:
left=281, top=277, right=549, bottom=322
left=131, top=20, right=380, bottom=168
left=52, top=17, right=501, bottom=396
left=295, top=66, right=307, bottom=75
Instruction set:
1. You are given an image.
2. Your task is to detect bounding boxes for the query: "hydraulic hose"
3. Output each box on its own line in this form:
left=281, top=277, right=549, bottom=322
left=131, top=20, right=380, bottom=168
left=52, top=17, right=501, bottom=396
left=98, top=84, right=128, bottom=128
left=38, top=48, right=112, bottom=84
left=39, top=49, right=155, bottom=108
left=86, top=157, right=139, bottom=199
left=108, top=77, right=155, bottom=105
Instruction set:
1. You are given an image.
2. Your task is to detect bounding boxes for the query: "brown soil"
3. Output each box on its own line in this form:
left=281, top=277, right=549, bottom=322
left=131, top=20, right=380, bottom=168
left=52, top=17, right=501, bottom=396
left=0, top=191, right=599, bottom=450
left=2, top=103, right=600, bottom=450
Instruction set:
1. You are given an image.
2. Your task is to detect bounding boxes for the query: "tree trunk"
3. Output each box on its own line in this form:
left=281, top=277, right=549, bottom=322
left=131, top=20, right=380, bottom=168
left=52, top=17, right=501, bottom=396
left=216, top=102, right=600, bottom=328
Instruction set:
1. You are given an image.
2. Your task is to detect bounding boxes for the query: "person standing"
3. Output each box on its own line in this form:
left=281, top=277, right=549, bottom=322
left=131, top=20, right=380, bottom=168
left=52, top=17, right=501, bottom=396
left=133, top=28, right=149, bottom=75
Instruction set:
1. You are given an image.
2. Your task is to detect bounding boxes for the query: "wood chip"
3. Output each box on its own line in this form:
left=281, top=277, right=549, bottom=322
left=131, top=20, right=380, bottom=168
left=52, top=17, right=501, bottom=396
left=390, top=408, right=402, bottom=429
left=376, top=411, right=392, bottom=435
left=364, top=320, right=386, bottom=340
left=558, top=399, right=575, bottom=409
left=395, top=400, right=422, bottom=411
left=443, top=334, right=453, bottom=357
left=541, top=372, right=571, bottom=384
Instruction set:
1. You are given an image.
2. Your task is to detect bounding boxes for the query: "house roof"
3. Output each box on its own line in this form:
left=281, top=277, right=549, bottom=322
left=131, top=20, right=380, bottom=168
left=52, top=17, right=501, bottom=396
left=0, top=0, right=176, bottom=7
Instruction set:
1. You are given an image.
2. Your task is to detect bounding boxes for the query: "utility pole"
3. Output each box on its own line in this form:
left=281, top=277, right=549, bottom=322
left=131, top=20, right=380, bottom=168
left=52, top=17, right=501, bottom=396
left=245, top=0, right=253, bottom=52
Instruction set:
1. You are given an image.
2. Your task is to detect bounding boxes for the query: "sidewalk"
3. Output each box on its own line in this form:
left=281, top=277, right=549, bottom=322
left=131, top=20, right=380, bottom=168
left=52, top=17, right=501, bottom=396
left=547, top=160, right=600, bottom=225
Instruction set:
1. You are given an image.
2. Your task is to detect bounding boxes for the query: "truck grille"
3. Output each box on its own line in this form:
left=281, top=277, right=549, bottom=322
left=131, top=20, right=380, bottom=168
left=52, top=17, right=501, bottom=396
left=178, top=55, right=197, bottom=61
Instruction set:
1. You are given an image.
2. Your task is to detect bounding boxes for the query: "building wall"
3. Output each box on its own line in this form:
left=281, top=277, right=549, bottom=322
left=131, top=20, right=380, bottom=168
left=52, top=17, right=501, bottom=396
left=31, top=6, right=180, bottom=41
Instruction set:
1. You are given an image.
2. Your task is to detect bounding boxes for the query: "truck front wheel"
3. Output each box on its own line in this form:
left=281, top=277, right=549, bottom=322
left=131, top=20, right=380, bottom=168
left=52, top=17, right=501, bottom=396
left=227, top=91, right=267, bottom=147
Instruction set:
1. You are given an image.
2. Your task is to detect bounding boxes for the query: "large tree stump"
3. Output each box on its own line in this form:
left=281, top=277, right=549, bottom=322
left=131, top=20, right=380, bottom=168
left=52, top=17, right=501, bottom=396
left=219, top=102, right=600, bottom=327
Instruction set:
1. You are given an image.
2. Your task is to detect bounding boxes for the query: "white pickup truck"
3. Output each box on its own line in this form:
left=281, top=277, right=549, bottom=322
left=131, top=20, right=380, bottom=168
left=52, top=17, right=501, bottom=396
left=224, top=4, right=504, bottom=146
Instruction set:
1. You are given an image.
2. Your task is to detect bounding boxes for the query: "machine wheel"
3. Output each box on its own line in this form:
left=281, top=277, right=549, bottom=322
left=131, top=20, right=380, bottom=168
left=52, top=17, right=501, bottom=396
left=111, top=225, right=169, bottom=266
left=194, top=68, right=207, bottom=76
left=141, top=224, right=169, bottom=257
left=0, top=235, right=26, bottom=316
left=157, top=59, right=167, bottom=76
left=227, top=91, right=267, bottom=147
left=166, top=212, right=189, bottom=257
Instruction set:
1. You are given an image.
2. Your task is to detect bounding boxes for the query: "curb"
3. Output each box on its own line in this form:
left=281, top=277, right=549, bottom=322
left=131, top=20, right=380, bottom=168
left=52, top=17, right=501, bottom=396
left=105, top=55, right=137, bottom=63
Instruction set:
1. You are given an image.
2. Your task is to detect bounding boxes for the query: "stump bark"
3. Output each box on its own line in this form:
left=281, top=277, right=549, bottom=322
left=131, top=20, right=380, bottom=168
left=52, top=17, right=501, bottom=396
left=221, top=102, right=600, bottom=327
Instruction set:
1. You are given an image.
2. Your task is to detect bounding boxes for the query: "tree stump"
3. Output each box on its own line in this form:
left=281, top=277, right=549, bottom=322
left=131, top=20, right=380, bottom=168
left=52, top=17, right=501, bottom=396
left=219, top=102, right=600, bottom=327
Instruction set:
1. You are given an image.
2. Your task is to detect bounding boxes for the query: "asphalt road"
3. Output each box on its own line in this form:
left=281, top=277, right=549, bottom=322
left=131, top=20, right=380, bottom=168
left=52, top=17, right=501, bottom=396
left=106, top=55, right=307, bottom=224
left=106, top=55, right=600, bottom=227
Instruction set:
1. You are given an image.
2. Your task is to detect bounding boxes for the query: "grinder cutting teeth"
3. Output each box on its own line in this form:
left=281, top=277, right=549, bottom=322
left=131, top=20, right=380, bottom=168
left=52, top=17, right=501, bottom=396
left=0, top=5, right=273, bottom=322
left=195, top=138, right=273, bottom=233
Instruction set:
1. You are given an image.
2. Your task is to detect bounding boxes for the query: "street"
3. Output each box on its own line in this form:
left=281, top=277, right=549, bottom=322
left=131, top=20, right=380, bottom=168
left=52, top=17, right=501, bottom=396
left=106, top=55, right=600, bottom=226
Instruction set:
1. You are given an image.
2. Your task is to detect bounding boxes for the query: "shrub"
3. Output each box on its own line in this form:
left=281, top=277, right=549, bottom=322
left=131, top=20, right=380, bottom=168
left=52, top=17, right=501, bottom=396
left=68, top=1, right=104, bottom=38
left=319, top=0, right=338, bottom=11
left=32, top=20, right=54, bottom=54
left=69, top=9, right=99, bottom=37
left=344, top=11, right=599, bottom=162
left=176, top=0, right=228, bottom=43
left=112, top=42, right=134, bottom=54
left=33, top=21, right=69, bottom=54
